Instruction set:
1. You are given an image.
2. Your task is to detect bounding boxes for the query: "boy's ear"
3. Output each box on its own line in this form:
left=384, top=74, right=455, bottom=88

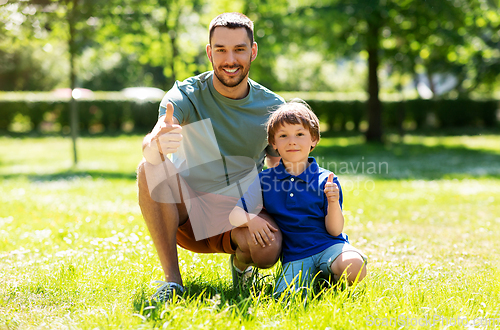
left=271, top=142, right=280, bottom=155
left=310, top=138, right=319, bottom=151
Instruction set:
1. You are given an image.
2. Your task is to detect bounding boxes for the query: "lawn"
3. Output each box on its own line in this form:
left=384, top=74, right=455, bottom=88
left=1, top=132, right=499, bottom=329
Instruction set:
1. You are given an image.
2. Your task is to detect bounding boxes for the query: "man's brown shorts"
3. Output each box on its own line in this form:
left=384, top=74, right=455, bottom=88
left=175, top=185, right=240, bottom=255
left=177, top=218, right=236, bottom=254
left=176, top=191, right=273, bottom=256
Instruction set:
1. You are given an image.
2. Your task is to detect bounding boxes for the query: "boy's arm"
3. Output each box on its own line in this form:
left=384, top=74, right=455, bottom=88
left=324, top=173, right=345, bottom=237
left=229, top=206, right=255, bottom=228
left=229, top=205, right=278, bottom=248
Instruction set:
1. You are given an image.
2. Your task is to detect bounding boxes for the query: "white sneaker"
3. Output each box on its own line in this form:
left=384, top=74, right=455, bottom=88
left=150, top=281, right=184, bottom=303
left=229, top=254, right=254, bottom=289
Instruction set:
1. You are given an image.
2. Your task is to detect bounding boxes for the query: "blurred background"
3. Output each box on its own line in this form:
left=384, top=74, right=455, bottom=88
left=1, top=0, right=499, bottom=144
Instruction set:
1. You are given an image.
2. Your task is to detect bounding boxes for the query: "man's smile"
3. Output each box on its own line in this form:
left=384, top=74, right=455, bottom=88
left=223, top=67, right=240, bottom=75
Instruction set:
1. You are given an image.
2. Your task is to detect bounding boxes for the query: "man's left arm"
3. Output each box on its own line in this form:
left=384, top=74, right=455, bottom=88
left=265, top=145, right=280, bottom=168
left=265, top=154, right=280, bottom=168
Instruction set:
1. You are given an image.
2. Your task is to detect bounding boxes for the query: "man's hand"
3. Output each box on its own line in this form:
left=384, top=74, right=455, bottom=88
left=247, top=215, right=278, bottom=248
left=324, top=173, right=340, bottom=204
left=143, top=102, right=183, bottom=165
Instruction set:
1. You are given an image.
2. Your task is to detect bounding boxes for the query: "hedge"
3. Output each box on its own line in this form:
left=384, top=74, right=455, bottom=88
left=0, top=94, right=159, bottom=132
left=0, top=92, right=498, bottom=132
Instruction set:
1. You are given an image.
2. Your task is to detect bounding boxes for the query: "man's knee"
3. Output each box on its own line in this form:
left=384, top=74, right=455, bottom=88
left=231, top=226, right=282, bottom=269
left=250, top=234, right=282, bottom=269
left=137, top=160, right=151, bottom=203
left=137, top=160, right=148, bottom=190
left=137, top=159, right=180, bottom=204
left=252, top=242, right=281, bottom=269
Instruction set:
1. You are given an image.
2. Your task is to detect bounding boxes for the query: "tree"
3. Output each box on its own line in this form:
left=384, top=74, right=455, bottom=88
left=242, top=0, right=290, bottom=90
left=290, top=0, right=500, bottom=142
left=383, top=0, right=500, bottom=98
left=3, top=0, right=103, bottom=163
left=90, top=0, right=207, bottom=90
left=0, top=1, right=64, bottom=90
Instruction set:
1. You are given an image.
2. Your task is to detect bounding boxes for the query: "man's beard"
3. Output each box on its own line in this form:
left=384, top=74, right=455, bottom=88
left=212, top=57, right=251, bottom=88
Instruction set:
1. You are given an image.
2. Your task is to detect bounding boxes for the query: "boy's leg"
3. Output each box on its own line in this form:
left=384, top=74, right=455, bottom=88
left=275, top=257, right=315, bottom=295
left=319, top=243, right=367, bottom=285
left=330, top=251, right=367, bottom=284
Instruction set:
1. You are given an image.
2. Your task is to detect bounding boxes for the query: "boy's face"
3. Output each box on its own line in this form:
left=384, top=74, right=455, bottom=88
left=272, top=123, right=318, bottom=164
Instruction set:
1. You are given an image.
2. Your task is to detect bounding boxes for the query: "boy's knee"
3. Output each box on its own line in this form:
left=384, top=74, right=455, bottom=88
left=347, top=258, right=367, bottom=282
left=332, top=252, right=367, bottom=283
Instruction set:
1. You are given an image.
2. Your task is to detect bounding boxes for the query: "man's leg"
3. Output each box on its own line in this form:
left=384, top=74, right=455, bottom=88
left=137, top=159, right=189, bottom=285
left=230, top=211, right=282, bottom=271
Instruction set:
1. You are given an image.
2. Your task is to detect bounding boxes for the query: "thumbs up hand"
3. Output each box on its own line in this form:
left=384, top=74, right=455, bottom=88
left=324, top=173, right=340, bottom=205
left=143, top=102, right=183, bottom=165
left=161, top=102, right=176, bottom=125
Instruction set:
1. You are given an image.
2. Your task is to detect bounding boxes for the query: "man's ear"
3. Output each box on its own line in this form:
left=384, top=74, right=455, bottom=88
left=206, top=44, right=212, bottom=62
left=251, top=42, right=258, bottom=62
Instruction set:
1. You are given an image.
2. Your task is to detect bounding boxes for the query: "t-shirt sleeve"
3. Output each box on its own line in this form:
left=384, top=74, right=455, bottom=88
left=158, top=82, right=189, bottom=124
left=265, top=144, right=280, bottom=157
left=236, top=174, right=263, bottom=214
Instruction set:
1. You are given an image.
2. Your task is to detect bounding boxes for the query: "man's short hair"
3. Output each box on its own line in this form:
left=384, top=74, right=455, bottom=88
left=266, top=99, right=321, bottom=148
left=209, top=12, right=254, bottom=45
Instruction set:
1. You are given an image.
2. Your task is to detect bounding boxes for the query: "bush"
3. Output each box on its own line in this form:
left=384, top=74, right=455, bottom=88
left=0, top=92, right=498, bottom=133
left=0, top=92, right=160, bottom=133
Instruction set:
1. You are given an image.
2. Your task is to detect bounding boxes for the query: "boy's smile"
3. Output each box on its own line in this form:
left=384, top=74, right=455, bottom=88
left=272, top=123, right=318, bottom=175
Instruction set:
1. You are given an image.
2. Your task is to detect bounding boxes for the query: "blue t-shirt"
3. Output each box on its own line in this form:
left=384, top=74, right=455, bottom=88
left=238, top=157, right=349, bottom=264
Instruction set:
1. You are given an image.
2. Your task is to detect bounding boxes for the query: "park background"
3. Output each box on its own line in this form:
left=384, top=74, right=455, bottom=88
left=1, top=0, right=500, bottom=329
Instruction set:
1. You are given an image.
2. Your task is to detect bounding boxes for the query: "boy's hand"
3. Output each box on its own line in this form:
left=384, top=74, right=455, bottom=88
left=324, top=173, right=340, bottom=204
left=247, top=216, right=278, bottom=248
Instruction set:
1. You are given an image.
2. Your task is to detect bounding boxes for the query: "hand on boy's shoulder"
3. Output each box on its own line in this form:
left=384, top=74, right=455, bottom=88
left=324, top=172, right=340, bottom=204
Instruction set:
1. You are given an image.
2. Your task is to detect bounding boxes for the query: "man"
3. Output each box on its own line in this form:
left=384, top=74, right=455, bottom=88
left=137, top=12, right=284, bottom=302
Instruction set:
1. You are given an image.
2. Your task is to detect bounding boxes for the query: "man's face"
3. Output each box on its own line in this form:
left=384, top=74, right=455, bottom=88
left=207, top=27, right=257, bottom=88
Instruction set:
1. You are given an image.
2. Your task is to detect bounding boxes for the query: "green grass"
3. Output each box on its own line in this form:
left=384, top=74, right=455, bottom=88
left=1, top=132, right=499, bottom=329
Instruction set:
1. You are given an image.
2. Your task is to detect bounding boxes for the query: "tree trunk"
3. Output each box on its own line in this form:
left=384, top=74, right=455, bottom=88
left=365, top=20, right=383, bottom=143
left=69, top=0, right=79, bottom=164
left=427, top=71, right=436, bottom=98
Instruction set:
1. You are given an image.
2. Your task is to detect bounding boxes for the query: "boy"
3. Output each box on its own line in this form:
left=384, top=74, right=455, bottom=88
left=229, top=100, right=367, bottom=294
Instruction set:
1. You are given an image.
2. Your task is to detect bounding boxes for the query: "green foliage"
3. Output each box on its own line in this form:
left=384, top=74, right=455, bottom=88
left=0, top=93, right=159, bottom=132
left=1, top=92, right=498, bottom=132
left=281, top=0, right=500, bottom=141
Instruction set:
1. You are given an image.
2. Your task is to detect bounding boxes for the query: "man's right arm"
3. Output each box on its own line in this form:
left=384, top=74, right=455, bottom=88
left=142, top=102, right=183, bottom=165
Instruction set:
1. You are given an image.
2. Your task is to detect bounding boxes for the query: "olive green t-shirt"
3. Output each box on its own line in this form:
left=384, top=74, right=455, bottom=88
left=159, top=71, right=284, bottom=194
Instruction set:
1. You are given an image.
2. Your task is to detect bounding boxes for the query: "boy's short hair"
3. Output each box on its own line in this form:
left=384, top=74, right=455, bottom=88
left=266, top=99, right=321, bottom=147
left=209, top=12, right=254, bottom=45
